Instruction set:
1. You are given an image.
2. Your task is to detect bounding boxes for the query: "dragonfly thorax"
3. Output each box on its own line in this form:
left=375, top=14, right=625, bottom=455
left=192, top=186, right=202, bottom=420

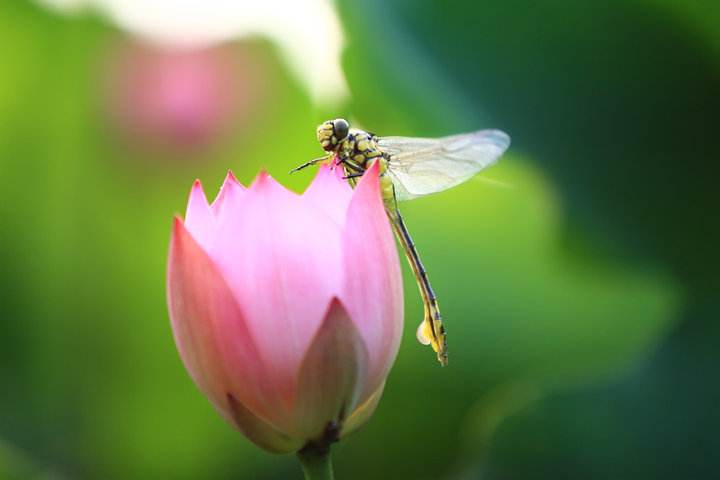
left=337, top=129, right=384, bottom=170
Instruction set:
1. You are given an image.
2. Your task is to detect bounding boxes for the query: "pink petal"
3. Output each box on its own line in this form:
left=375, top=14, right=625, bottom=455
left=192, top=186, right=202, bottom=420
left=341, top=381, right=386, bottom=438
left=226, top=393, right=302, bottom=453
left=211, top=172, right=344, bottom=409
left=184, top=180, right=215, bottom=251
left=340, top=161, right=404, bottom=400
left=302, top=164, right=353, bottom=227
left=210, top=169, right=245, bottom=218
left=167, top=217, right=290, bottom=433
left=293, top=298, right=368, bottom=440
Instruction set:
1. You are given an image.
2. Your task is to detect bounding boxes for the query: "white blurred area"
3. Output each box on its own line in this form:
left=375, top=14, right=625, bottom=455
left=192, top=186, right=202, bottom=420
left=38, top=0, right=349, bottom=104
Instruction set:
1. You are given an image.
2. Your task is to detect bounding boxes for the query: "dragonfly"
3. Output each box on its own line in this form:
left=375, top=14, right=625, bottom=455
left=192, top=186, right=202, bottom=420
left=291, top=119, right=510, bottom=366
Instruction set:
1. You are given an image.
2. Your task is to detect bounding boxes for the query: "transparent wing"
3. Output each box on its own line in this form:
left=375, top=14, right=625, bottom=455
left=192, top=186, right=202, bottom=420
left=379, top=129, right=510, bottom=201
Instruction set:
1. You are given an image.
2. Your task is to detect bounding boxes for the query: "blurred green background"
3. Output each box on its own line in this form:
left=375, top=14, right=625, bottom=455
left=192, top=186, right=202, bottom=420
left=1, top=0, right=717, bottom=478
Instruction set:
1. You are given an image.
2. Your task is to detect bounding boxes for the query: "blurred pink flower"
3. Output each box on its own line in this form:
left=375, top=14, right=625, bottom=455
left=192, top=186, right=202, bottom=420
left=105, top=42, right=257, bottom=153
left=167, top=162, right=403, bottom=453
left=43, top=0, right=348, bottom=103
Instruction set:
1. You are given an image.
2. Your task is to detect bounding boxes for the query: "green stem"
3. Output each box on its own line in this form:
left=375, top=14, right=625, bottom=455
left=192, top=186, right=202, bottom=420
left=297, top=445, right=334, bottom=480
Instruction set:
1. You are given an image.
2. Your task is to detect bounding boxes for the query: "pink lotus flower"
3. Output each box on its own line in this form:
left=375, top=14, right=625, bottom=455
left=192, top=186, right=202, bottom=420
left=167, top=162, right=403, bottom=453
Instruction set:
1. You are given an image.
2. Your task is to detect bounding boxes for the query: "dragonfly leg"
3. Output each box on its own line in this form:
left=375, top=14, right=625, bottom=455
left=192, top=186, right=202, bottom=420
left=343, top=156, right=365, bottom=173
left=342, top=172, right=364, bottom=180
left=289, top=156, right=329, bottom=174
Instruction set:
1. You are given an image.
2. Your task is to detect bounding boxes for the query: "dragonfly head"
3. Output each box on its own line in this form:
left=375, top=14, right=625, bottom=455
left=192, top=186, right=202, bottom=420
left=317, top=118, right=349, bottom=152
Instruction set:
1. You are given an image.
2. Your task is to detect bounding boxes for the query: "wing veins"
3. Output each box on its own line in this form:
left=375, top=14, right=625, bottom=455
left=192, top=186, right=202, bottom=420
left=378, top=129, right=510, bottom=201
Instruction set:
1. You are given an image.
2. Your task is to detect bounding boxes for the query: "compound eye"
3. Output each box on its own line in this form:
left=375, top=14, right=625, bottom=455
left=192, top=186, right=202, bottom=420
left=333, top=119, right=349, bottom=140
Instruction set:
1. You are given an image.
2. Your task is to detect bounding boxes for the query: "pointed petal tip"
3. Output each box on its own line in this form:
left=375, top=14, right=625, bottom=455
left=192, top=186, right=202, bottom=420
left=170, top=215, right=190, bottom=256
left=304, top=162, right=351, bottom=195
left=349, top=159, right=383, bottom=207
left=367, top=158, right=381, bottom=175
left=212, top=169, right=246, bottom=212
left=188, top=179, right=210, bottom=207
left=325, top=296, right=346, bottom=315
left=190, top=178, right=207, bottom=197
left=185, top=178, right=216, bottom=244
left=249, top=169, right=300, bottom=199
left=171, top=215, right=185, bottom=240
left=171, top=214, right=193, bottom=243
left=354, top=159, right=381, bottom=192
left=316, top=296, right=352, bottom=328
left=220, top=169, right=244, bottom=190
left=360, top=158, right=381, bottom=180
left=226, top=169, right=239, bottom=184
left=251, top=169, right=272, bottom=188
left=213, top=169, right=246, bottom=207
